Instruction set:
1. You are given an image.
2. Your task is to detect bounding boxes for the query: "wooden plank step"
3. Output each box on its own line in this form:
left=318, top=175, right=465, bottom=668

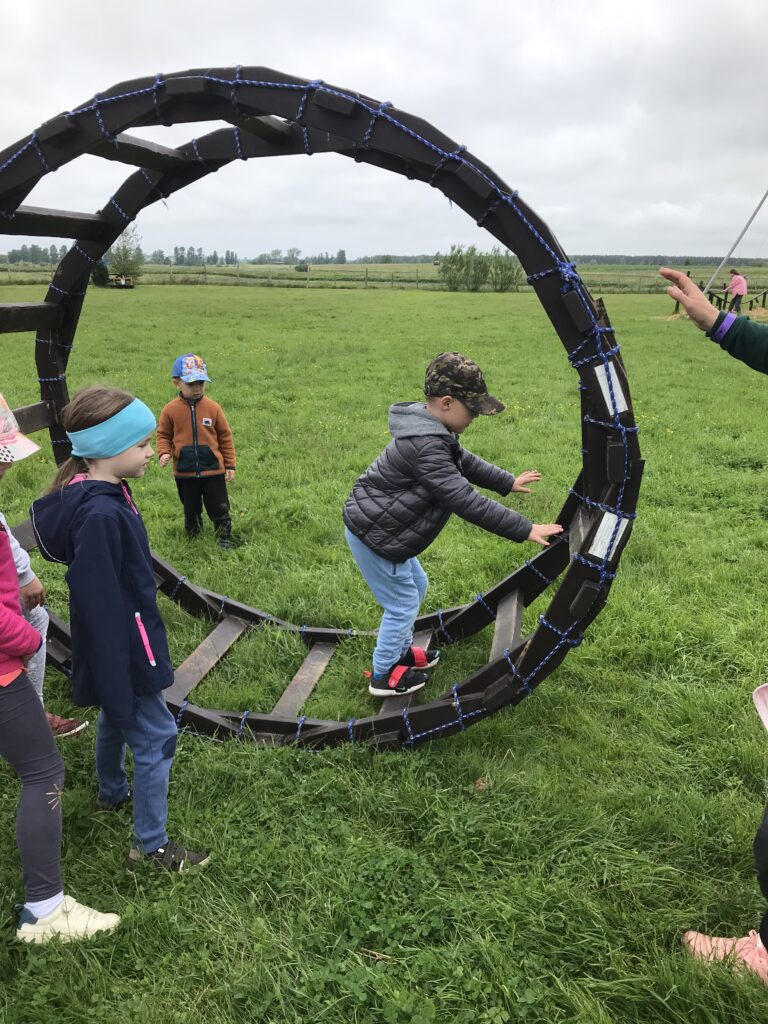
left=90, top=132, right=187, bottom=172
left=489, top=589, right=523, bottom=663
left=0, top=302, right=64, bottom=334
left=378, top=629, right=434, bottom=715
left=3, top=205, right=110, bottom=240
left=13, top=400, right=57, bottom=435
left=164, top=615, right=249, bottom=705
left=271, top=642, right=336, bottom=717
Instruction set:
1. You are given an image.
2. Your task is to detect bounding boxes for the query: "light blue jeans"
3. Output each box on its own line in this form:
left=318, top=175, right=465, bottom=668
left=23, top=603, right=48, bottom=703
left=96, top=690, right=178, bottom=853
left=345, top=527, right=429, bottom=674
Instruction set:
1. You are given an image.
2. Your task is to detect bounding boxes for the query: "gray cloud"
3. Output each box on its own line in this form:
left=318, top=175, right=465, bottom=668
left=2, top=0, right=768, bottom=259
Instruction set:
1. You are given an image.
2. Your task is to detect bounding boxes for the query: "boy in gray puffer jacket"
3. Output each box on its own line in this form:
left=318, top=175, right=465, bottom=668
left=343, top=352, right=563, bottom=699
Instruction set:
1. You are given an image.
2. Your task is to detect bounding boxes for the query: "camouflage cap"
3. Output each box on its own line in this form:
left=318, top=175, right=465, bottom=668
left=423, top=352, right=505, bottom=416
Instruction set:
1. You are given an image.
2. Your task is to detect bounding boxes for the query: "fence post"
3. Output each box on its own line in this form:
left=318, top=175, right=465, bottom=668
left=364, top=266, right=368, bottom=289
left=391, top=271, right=394, bottom=288
left=416, top=266, right=419, bottom=289
left=673, top=270, right=691, bottom=315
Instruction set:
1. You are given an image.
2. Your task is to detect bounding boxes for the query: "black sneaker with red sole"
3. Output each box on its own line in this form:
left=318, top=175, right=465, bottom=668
left=367, top=664, right=429, bottom=698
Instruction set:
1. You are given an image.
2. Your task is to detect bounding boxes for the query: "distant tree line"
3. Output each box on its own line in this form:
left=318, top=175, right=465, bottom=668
left=6, top=244, right=69, bottom=263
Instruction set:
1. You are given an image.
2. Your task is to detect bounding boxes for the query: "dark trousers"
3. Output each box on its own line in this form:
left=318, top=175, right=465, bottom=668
left=754, top=804, right=768, bottom=944
left=728, top=295, right=743, bottom=313
left=175, top=473, right=231, bottom=537
left=0, top=673, right=64, bottom=901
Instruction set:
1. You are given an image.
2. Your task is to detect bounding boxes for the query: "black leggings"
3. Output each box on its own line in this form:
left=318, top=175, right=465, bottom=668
left=0, top=673, right=64, bottom=901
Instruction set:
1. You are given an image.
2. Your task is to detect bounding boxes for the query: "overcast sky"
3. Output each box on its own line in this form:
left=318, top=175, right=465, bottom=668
left=2, top=0, right=768, bottom=260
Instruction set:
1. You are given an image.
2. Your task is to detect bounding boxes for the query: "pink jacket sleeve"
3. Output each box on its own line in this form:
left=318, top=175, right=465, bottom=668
left=0, top=529, right=41, bottom=659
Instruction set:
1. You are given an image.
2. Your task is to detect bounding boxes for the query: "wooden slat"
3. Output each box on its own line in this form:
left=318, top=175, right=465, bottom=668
left=90, top=132, right=187, bottom=172
left=164, top=615, right=249, bottom=704
left=10, top=518, right=37, bottom=552
left=489, top=590, right=524, bottom=662
left=378, top=629, right=434, bottom=714
left=13, top=400, right=56, bottom=435
left=271, top=642, right=336, bottom=717
left=568, top=505, right=591, bottom=557
left=0, top=302, right=64, bottom=334
left=2, top=205, right=110, bottom=240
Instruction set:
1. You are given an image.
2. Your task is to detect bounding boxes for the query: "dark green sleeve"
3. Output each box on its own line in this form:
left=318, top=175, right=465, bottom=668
left=707, top=312, right=768, bottom=375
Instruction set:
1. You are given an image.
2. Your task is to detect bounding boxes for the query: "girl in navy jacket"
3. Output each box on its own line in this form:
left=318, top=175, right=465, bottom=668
left=32, top=386, right=208, bottom=873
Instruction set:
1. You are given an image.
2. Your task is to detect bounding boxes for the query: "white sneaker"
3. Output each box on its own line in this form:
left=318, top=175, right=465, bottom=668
left=16, top=895, right=120, bottom=943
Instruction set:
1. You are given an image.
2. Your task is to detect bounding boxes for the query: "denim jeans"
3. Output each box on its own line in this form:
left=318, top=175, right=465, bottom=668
left=345, top=528, right=428, bottom=674
left=23, top=603, right=48, bottom=703
left=96, top=690, right=178, bottom=853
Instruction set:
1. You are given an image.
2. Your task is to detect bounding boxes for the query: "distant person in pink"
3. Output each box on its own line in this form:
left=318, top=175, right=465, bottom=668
left=726, top=269, right=748, bottom=313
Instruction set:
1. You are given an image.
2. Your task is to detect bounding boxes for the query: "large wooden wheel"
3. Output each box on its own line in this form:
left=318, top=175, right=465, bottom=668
left=0, top=67, right=643, bottom=749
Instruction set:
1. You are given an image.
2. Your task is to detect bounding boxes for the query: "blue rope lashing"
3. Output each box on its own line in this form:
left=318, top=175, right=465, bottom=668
left=109, top=197, right=131, bottom=223
left=191, top=138, right=213, bottom=172
left=151, top=72, right=165, bottom=118
left=362, top=99, right=392, bottom=147
left=347, top=719, right=356, bottom=743
left=295, top=79, right=323, bottom=123
left=93, top=94, right=117, bottom=144
left=436, top=609, right=455, bottom=644
left=38, top=375, right=66, bottom=384
left=232, top=126, right=245, bottom=161
left=451, top=684, right=467, bottom=731
left=73, top=243, right=97, bottom=265
left=31, top=132, right=51, bottom=173
left=300, top=624, right=308, bottom=643
left=295, top=715, right=307, bottom=743
left=48, top=283, right=85, bottom=298
left=539, top=615, right=583, bottom=647
left=169, top=575, right=187, bottom=602
left=217, top=596, right=228, bottom=620
left=175, top=699, right=189, bottom=726
left=401, top=706, right=415, bottom=745
left=474, top=593, right=496, bottom=620
left=524, top=559, right=551, bottom=585
left=571, top=551, right=616, bottom=581
left=236, top=709, right=250, bottom=740
left=302, top=127, right=312, bottom=156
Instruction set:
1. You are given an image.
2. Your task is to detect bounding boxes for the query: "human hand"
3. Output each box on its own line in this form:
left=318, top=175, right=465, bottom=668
left=19, top=577, right=46, bottom=610
left=659, top=267, right=720, bottom=332
left=511, top=470, right=541, bottom=494
left=158, top=454, right=171, bottom=468
left=225, top=469, right=235, bottom=482
left=527, top=523, right=564, bottom=546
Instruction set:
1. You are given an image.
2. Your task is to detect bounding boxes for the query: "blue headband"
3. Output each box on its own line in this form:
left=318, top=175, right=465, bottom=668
left=67, top=399, right=156, bottom=459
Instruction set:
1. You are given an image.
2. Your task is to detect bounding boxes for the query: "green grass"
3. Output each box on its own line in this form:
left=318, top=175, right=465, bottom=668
left=1, top=285, right=768, bottom=1021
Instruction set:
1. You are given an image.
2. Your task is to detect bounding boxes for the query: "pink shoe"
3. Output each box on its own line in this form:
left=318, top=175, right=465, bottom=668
left=683, top=929, right=739, bottom=960
left=683, top=929, right=768, bottom=983
left=731, top=931, right=768, bottom=983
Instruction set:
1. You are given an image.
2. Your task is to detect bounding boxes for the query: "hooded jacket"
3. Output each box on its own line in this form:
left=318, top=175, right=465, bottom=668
left=343, top=402, right=532, bottom=562
left=0, top=523, right=41, bottom=682
left=156, top=395, right=236, bottom=478
left=30, top=480, right=173, bottom=726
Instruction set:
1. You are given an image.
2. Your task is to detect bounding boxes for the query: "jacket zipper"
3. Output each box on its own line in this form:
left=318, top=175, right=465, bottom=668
left=134, top=612, right=157, bottom=666
left=188, top=398, right=201, bottom=477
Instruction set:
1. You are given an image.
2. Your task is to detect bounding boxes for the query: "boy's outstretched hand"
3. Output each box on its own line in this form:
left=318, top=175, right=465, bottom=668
left=659, top=267, right=720, bottom=332
left=158, top=454, right=171, bottom=468
left=527, top=523, right=564, bottom=546
left=511, top=469, right=541, bottom=493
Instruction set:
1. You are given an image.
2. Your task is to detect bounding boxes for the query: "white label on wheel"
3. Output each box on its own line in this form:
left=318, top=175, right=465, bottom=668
left=588, top=512, right=630, bottom=561
left=594, top=362, right=628, bottom=415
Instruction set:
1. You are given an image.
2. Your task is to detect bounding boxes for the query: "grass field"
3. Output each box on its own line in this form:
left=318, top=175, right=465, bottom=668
left=4, top=259, right=768, bottom=296
left=2, top=284, right=768, bottom=1022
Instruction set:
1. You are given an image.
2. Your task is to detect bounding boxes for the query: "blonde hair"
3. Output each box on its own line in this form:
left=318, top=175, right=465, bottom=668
left=48, top=386, right=135, bottom=491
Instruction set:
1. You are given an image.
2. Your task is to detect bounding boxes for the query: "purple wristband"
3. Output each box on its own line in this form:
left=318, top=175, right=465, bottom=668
left=711, top=312, right=737, bottom=342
